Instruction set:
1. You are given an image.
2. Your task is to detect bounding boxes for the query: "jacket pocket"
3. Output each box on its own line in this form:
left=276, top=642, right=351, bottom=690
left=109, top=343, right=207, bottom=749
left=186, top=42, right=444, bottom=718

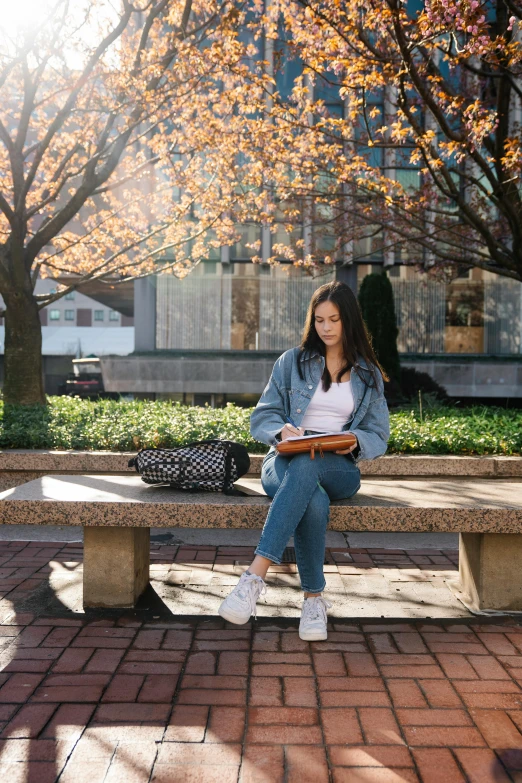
left=288, top=388, right=311, bottom=403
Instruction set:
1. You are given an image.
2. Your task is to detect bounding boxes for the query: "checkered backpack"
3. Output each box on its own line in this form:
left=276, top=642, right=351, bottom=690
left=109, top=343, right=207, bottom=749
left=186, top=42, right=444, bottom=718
left=128, top=439, right=250, bottom=494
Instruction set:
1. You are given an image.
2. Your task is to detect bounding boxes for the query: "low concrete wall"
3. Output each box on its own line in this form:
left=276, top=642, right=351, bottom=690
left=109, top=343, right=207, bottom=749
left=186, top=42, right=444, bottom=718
left=100, top=351, right=522, bottom=398
left=402, top=355, right=522, bottom=398
left=0, top=451, right=520, bottom=492
left=101, top=352, right=279, bottom=395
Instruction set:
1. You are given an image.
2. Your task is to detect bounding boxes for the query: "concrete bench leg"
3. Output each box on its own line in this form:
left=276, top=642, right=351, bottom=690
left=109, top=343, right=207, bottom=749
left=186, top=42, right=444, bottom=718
left=459, top=533, right=522, bottom=611
left=83, top=527, right=150, bottom=608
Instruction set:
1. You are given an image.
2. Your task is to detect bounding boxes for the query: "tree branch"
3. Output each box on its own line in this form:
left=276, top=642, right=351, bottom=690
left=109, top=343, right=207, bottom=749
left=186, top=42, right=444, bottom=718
left=0, top=192, right=15, bottom=225
left=21, top=2, right=134, bottom=202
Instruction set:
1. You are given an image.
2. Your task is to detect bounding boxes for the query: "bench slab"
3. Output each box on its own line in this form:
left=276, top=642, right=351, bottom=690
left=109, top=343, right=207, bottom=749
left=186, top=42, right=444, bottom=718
left=0, top=474, right=521, bottom=533
left=2, top=475, right=522, bottom=611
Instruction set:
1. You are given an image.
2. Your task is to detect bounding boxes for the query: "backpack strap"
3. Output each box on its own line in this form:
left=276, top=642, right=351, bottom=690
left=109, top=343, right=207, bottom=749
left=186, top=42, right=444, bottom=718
left=222, top=443, right=250, bottom=495
left=223, top=443, right=233, bottom=491
left=223, top=487, right=249, bottom=496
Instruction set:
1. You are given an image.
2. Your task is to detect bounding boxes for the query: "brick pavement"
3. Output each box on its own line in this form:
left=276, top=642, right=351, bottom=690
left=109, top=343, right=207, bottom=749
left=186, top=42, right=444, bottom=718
left=0, top=541, right=522, bottom=781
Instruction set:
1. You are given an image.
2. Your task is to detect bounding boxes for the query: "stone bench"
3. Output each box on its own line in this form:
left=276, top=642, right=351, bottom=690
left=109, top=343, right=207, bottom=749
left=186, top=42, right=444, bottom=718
left=1, top=474, right=522, bottom=613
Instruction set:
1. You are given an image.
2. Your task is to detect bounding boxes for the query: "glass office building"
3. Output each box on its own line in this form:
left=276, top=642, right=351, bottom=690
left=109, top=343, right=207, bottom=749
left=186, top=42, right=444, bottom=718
left=152, top=260, right=522, bottom=357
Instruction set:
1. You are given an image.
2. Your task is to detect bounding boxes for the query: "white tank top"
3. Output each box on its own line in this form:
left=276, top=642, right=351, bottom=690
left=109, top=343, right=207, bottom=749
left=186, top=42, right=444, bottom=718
left=300, top=380, right=354, bottom=432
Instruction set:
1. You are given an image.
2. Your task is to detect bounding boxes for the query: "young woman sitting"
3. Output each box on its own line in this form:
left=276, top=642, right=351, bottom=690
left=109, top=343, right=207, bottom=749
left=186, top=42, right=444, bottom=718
left=218, top=280, right=390, bottom=641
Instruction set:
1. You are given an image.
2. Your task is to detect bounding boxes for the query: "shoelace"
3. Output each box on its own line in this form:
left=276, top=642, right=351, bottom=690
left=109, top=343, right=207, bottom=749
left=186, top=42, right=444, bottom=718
left=302, top=596, right=333, bottom=623
left=234, top=573, right=267, bottom=619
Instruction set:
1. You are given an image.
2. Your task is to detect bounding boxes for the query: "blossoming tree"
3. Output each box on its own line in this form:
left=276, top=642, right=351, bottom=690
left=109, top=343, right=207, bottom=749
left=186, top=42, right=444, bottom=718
left=250, top=0, right=522, bottom=280
left=0, top=0, right=272, bottom=404
left=2, top=0, right=521, bottom=406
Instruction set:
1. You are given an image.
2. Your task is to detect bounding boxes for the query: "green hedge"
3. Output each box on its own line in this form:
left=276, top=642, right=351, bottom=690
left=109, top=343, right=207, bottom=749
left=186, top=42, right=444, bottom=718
left=0, top=397, right=520, bottom=455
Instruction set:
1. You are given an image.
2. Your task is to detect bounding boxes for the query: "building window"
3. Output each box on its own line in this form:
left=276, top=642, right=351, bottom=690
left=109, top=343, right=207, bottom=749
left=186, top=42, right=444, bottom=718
left=193, top=393, right=213, bottom=407
left=49, top=309, right=60, bottom=321
left=94, top=310, right=104, bottom=321
left=77, top=308, right=92, bottom=327
left=64, top=292, right=75, bottom=300
left=230, top=224, right=261, bottom=260
left=64, top=310, right=75, bottom=321
left=109, top=310, right=120, bottom=321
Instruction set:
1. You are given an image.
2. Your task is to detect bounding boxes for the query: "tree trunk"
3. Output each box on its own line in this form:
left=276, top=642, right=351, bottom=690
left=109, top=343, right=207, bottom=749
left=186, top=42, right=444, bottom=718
left=3, top=290, right=46, bottom=405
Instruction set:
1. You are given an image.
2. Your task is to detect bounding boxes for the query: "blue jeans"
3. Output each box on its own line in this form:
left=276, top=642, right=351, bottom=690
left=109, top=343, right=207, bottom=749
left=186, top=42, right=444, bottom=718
left=255, top=449, right=361, bottom=593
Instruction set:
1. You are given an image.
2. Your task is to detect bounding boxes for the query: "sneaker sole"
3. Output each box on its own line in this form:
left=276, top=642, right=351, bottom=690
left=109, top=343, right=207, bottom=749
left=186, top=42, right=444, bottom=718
left=218, top=604, right=251, bottom=625
left=299, top=629, right=328, bottom=641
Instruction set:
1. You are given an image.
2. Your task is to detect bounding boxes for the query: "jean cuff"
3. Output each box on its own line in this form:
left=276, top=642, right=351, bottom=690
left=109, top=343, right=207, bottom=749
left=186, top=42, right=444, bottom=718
left=254, top=547, right=282, bottom=565
left=301, top=579, right=327, bottom=593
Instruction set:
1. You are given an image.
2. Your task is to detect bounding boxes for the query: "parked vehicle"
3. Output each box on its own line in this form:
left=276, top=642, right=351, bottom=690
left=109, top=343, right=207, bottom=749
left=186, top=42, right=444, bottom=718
left=60, top=357, right=117, bottom=398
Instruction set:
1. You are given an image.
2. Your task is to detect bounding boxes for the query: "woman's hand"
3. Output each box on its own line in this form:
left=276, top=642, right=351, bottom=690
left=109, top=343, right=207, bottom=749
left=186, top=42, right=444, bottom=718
left=335, top=433, right=358, bottom=456
left=280, top=424, right=305, bottom=441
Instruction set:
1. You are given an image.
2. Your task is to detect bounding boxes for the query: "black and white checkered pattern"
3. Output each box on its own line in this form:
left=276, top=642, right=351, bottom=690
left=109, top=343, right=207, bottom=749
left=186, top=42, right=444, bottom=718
left=128, top=439, right=250, bottom=494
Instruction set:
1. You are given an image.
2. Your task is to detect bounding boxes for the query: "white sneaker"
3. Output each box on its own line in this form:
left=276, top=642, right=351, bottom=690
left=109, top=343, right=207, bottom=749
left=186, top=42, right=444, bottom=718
left=299, top=596, right=333, bottom=641
left=218, top=572, right=267, bottom=625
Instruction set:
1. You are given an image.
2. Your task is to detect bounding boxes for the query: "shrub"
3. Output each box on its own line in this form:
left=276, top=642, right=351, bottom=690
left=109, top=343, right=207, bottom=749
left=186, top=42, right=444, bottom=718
left=0, top=398, right=260, bottom=452
left=358, top=272, right=401, bottom=385
left=0, top=397, right=520, bottom=456
left=398, top=367, right=449, bottom=402
left=358, top=274, right=449, bottom=406
left=388, top=405, right=522, bottom=455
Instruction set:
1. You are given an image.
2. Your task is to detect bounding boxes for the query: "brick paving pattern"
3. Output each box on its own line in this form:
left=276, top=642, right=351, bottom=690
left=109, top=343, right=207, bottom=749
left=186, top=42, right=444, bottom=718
left=0, top=541, right=521, bottom=781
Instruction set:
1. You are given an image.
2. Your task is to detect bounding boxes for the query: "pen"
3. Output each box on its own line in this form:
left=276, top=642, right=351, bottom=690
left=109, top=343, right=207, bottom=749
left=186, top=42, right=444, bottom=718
left=286, top=416, right=299, bottom=429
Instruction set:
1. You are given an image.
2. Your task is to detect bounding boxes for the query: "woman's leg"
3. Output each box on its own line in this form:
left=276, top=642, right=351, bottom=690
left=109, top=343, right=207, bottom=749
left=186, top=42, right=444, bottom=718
left=248, top=450, right=290, bottom=579
left=293, top=454, right=361, bottom=594
left=217, top=450, right=290, bottom=624
left=318, top=456, right=361, bottom=502
left=291, top=455, right=361, bottom=640
left=293, top=483, right=330, bottom=594
left=253, top=452, right=330, bottom=571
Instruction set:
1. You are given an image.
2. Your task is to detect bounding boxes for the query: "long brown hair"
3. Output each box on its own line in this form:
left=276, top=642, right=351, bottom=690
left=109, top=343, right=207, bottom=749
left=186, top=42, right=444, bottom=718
left=298, top=280, right=389, bottom=391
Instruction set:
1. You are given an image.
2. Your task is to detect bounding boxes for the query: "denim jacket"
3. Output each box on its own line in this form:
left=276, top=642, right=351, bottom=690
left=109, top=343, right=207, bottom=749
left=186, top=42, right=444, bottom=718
left=250, top=347, right=390, bottom=463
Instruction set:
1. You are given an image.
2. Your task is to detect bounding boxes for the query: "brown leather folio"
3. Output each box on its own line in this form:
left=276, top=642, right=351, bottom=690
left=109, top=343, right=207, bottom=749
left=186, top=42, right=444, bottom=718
left=276, top=432, right=357, bottom=460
